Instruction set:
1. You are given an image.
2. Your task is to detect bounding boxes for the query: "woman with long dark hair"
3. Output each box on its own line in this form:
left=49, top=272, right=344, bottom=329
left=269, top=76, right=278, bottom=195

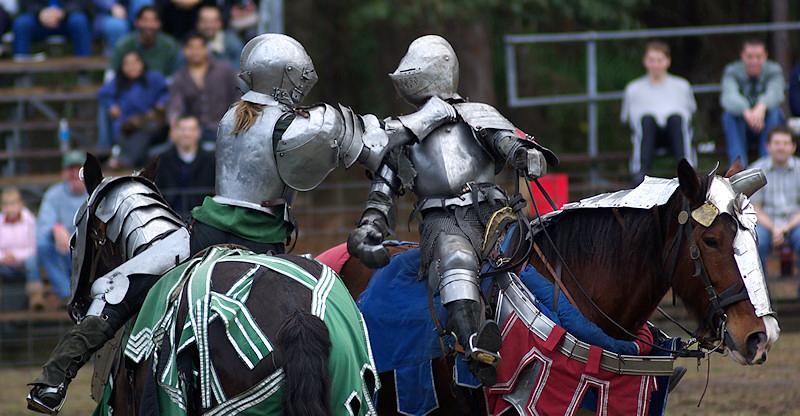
left=98, top=50, right=169, bottom=168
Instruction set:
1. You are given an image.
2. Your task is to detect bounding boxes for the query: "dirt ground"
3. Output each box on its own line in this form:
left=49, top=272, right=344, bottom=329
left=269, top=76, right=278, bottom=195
left=4, top=275, right=797, bottom=415
left=1, top=333, right=797, bottom=415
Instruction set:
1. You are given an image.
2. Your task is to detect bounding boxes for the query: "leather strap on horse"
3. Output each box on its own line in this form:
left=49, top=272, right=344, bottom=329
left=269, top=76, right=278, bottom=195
left=532, top=241, right=578, bottom=309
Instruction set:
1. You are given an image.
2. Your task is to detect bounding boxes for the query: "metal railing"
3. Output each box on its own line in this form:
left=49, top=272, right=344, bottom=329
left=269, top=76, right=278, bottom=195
left=504, top=21, right=800, bottom=161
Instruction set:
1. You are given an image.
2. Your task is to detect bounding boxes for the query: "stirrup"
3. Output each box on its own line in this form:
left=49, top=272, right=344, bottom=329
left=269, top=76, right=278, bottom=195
left=467, top=320, right=502, bottom=366
left=27, top=384, right=66, bottom=415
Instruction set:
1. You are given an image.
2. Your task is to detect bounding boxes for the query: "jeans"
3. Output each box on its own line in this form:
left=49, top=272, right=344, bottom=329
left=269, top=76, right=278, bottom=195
left=13, top=12, right=92, bottom=57
left=0, top=255, right=39, bottom=282
left=722, top=108, right=784, bottom=167
left=37, top=238, right=72, bottom=300
left=93, top=14, right=129, bottom=57
left=756, top=224, right=800, bottom=273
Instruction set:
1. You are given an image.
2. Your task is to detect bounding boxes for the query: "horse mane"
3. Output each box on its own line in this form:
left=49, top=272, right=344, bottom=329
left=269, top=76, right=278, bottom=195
left=530, top=173, right=712, bottom=333
left=534, top=204, right=668, bottom=282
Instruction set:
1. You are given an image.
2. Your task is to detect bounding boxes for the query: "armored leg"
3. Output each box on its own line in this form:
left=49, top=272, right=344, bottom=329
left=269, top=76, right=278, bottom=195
left=431, top=232, right=501, bottom=386
left=27, top=301, right=131, bottom=414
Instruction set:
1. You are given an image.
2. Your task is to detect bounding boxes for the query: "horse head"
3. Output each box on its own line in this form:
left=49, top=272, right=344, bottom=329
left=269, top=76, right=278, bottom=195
left=67, top=154, right=181, bottom=321
left=672, top=159, right=779, bottom=365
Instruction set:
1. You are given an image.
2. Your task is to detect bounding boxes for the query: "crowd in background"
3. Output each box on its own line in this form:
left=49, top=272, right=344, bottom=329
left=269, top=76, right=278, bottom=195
left=2, top=4, right=800, bottom=308
left=622, top=38, right=800, bottom=297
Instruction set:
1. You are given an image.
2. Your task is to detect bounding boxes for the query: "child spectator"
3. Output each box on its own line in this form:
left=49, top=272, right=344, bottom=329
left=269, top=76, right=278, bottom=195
left=111, top=6, right=181, bottom=77
left=99, top=50, right=169, bottom=168
left=196, top=4, right=243, bottom=69
left=621, top=40, right=696, bottom=184
left=156, top=115, right=215, bottom=218
left=167, top=32, right=239, bottom=143
left=720, top=38, right=785, bottom=166
left=36, top=151, right=88, bottom=304
left=0, top=187, right=41, bottom=309
left=12, top=0, right=92, bottom=59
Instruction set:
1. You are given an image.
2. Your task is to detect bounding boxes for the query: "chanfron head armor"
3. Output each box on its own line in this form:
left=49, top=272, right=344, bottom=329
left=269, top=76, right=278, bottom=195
left=239, top=34, right=318, bottom=106
left=389, top=35, right=459, bottom=106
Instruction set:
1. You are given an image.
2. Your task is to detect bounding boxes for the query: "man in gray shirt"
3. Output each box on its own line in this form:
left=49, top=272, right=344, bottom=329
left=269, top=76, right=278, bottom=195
left=36, top=151, right=88, bottom=302
left=721, top=38, right=785, bottom=167
left=750, top=127, right=800, bottom=280
left=621, top=40, right=696, bottom=184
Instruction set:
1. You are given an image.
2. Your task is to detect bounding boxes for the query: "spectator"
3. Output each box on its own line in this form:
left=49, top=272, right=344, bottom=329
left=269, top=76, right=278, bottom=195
left=99, top=50, right=169, bottom=166
left=167, top=32, right=239, bottom=143
left=721, top=38, right=785, bottom=167
left=37, top=151, right=88, bottom=303
left=92, top=1, right=131, bottom=57
left=621, top=40, right=697, bottom=184
left=157, top=0, right=211, bottom=41
left=111, top=6, right=181, bottom=77
left=155, top=115, right=215, bottom=218
left=196, top=4, right=243, bottom=69
left=12, top=0, right=92, bottom=59
left=0, top=187, right=41, bottom=309
left=789, top=62, right=800, bottom=117
left=751, top=127, right=800, bottom=280
left=0, top=0, right=17, bottom=39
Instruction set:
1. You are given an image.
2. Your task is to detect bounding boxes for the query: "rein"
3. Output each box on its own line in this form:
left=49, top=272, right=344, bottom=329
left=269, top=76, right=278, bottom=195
left=524, top=177, right=708, bottom=357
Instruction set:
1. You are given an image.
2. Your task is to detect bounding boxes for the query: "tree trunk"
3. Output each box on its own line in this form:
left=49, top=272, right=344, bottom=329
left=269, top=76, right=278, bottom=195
left=447, top=21, right=497, bottom=105
left=771, top=0, right=790, bottom=74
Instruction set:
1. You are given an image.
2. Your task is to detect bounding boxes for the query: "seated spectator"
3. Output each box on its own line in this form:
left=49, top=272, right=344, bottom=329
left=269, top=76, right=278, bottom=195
left=0, top=187, right=42, bottom=309
left=99, top=50, right=168, bottom=167
left=157, top=0, right=211, bottom=40
left=721, top=38, right=785, bottom=167
left=167, top=32, right=239, bottom=143
left=112, top=6, right=181, bottom=77
left=751, top=127, right=800, bottom=280
left=156, top=115, right=215, bottom=218
left=12, top=0, right=91, bottom=59
left=621, top=40, right=696, bottom=184
left=196, top=3, right=243, bottom=69
left=789, top=62, right=800, bottom=117
left=36, top=151, right=88, bottom=303
left=0, top=0, right=17, bottom=40
left=92, top=1, right=132, bottom=57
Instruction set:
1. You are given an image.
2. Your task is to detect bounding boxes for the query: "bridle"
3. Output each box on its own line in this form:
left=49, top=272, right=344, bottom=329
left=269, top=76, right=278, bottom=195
left=659, top=197, right=750, bottom=352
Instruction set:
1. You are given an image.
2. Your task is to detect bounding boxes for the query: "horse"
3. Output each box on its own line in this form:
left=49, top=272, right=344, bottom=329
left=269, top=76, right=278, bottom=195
left=331, top=160, right=780, bottom=415
left=57, top=155, right=378, bottom=416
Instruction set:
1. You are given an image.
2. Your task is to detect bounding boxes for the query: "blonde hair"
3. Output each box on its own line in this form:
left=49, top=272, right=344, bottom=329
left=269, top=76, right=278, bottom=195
left=231, top=100, right=265, bottom=135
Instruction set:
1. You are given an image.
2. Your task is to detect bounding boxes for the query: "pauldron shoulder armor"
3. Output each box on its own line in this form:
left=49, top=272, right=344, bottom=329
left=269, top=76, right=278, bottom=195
left=276, top=104, right=399, bottom=191
left=453, top=102, right=516, bottom=133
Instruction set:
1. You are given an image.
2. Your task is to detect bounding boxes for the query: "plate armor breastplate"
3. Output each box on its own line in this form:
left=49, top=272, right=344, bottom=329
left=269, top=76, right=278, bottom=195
left=216, top=105, right=295, bottom=208
left=409, top=121, right=495, bottom=197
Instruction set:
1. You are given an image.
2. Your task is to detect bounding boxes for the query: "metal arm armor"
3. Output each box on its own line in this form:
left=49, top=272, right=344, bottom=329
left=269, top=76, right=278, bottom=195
left=275, top=103, right=412, bottom=191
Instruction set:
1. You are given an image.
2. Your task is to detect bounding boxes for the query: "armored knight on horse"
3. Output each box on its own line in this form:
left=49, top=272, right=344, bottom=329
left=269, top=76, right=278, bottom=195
left=27, top=33, right=456, bottom=414
left=347, top=35, right=557, bottom=385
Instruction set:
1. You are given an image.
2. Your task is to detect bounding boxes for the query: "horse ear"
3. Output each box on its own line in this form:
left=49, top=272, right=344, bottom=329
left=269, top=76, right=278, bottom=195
left=83, top=153, right=104, bottom=195
left=138, top=157, right=160, bottom=182
left=724, top=157, right=744, bottom=178
left=677, top=159, right=702, bottom=203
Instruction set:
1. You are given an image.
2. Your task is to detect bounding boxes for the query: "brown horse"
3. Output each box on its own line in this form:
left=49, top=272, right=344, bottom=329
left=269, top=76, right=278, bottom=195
left=54, top=157, right=377, bottom=416
left=333, top=160, right=779, bottom=415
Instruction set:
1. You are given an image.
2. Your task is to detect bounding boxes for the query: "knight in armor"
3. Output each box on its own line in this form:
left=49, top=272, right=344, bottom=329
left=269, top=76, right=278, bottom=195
left=27, top=33, right=456, bottom=414
left=189, top=33, right=454, bottom=255
left=347, top=35, right=558, bottom=385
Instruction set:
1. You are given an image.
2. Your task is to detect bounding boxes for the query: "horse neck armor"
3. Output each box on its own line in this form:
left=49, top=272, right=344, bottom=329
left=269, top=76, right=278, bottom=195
left=70, top=177, right=188, bottom=321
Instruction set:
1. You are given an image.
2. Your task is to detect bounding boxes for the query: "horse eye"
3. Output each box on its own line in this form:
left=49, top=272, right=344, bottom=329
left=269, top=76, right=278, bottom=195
left=703, top=237, right=719, bottom=248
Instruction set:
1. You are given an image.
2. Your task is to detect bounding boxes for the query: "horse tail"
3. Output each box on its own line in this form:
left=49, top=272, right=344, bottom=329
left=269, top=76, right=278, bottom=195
left=276, top=310, right=332, bottom=416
